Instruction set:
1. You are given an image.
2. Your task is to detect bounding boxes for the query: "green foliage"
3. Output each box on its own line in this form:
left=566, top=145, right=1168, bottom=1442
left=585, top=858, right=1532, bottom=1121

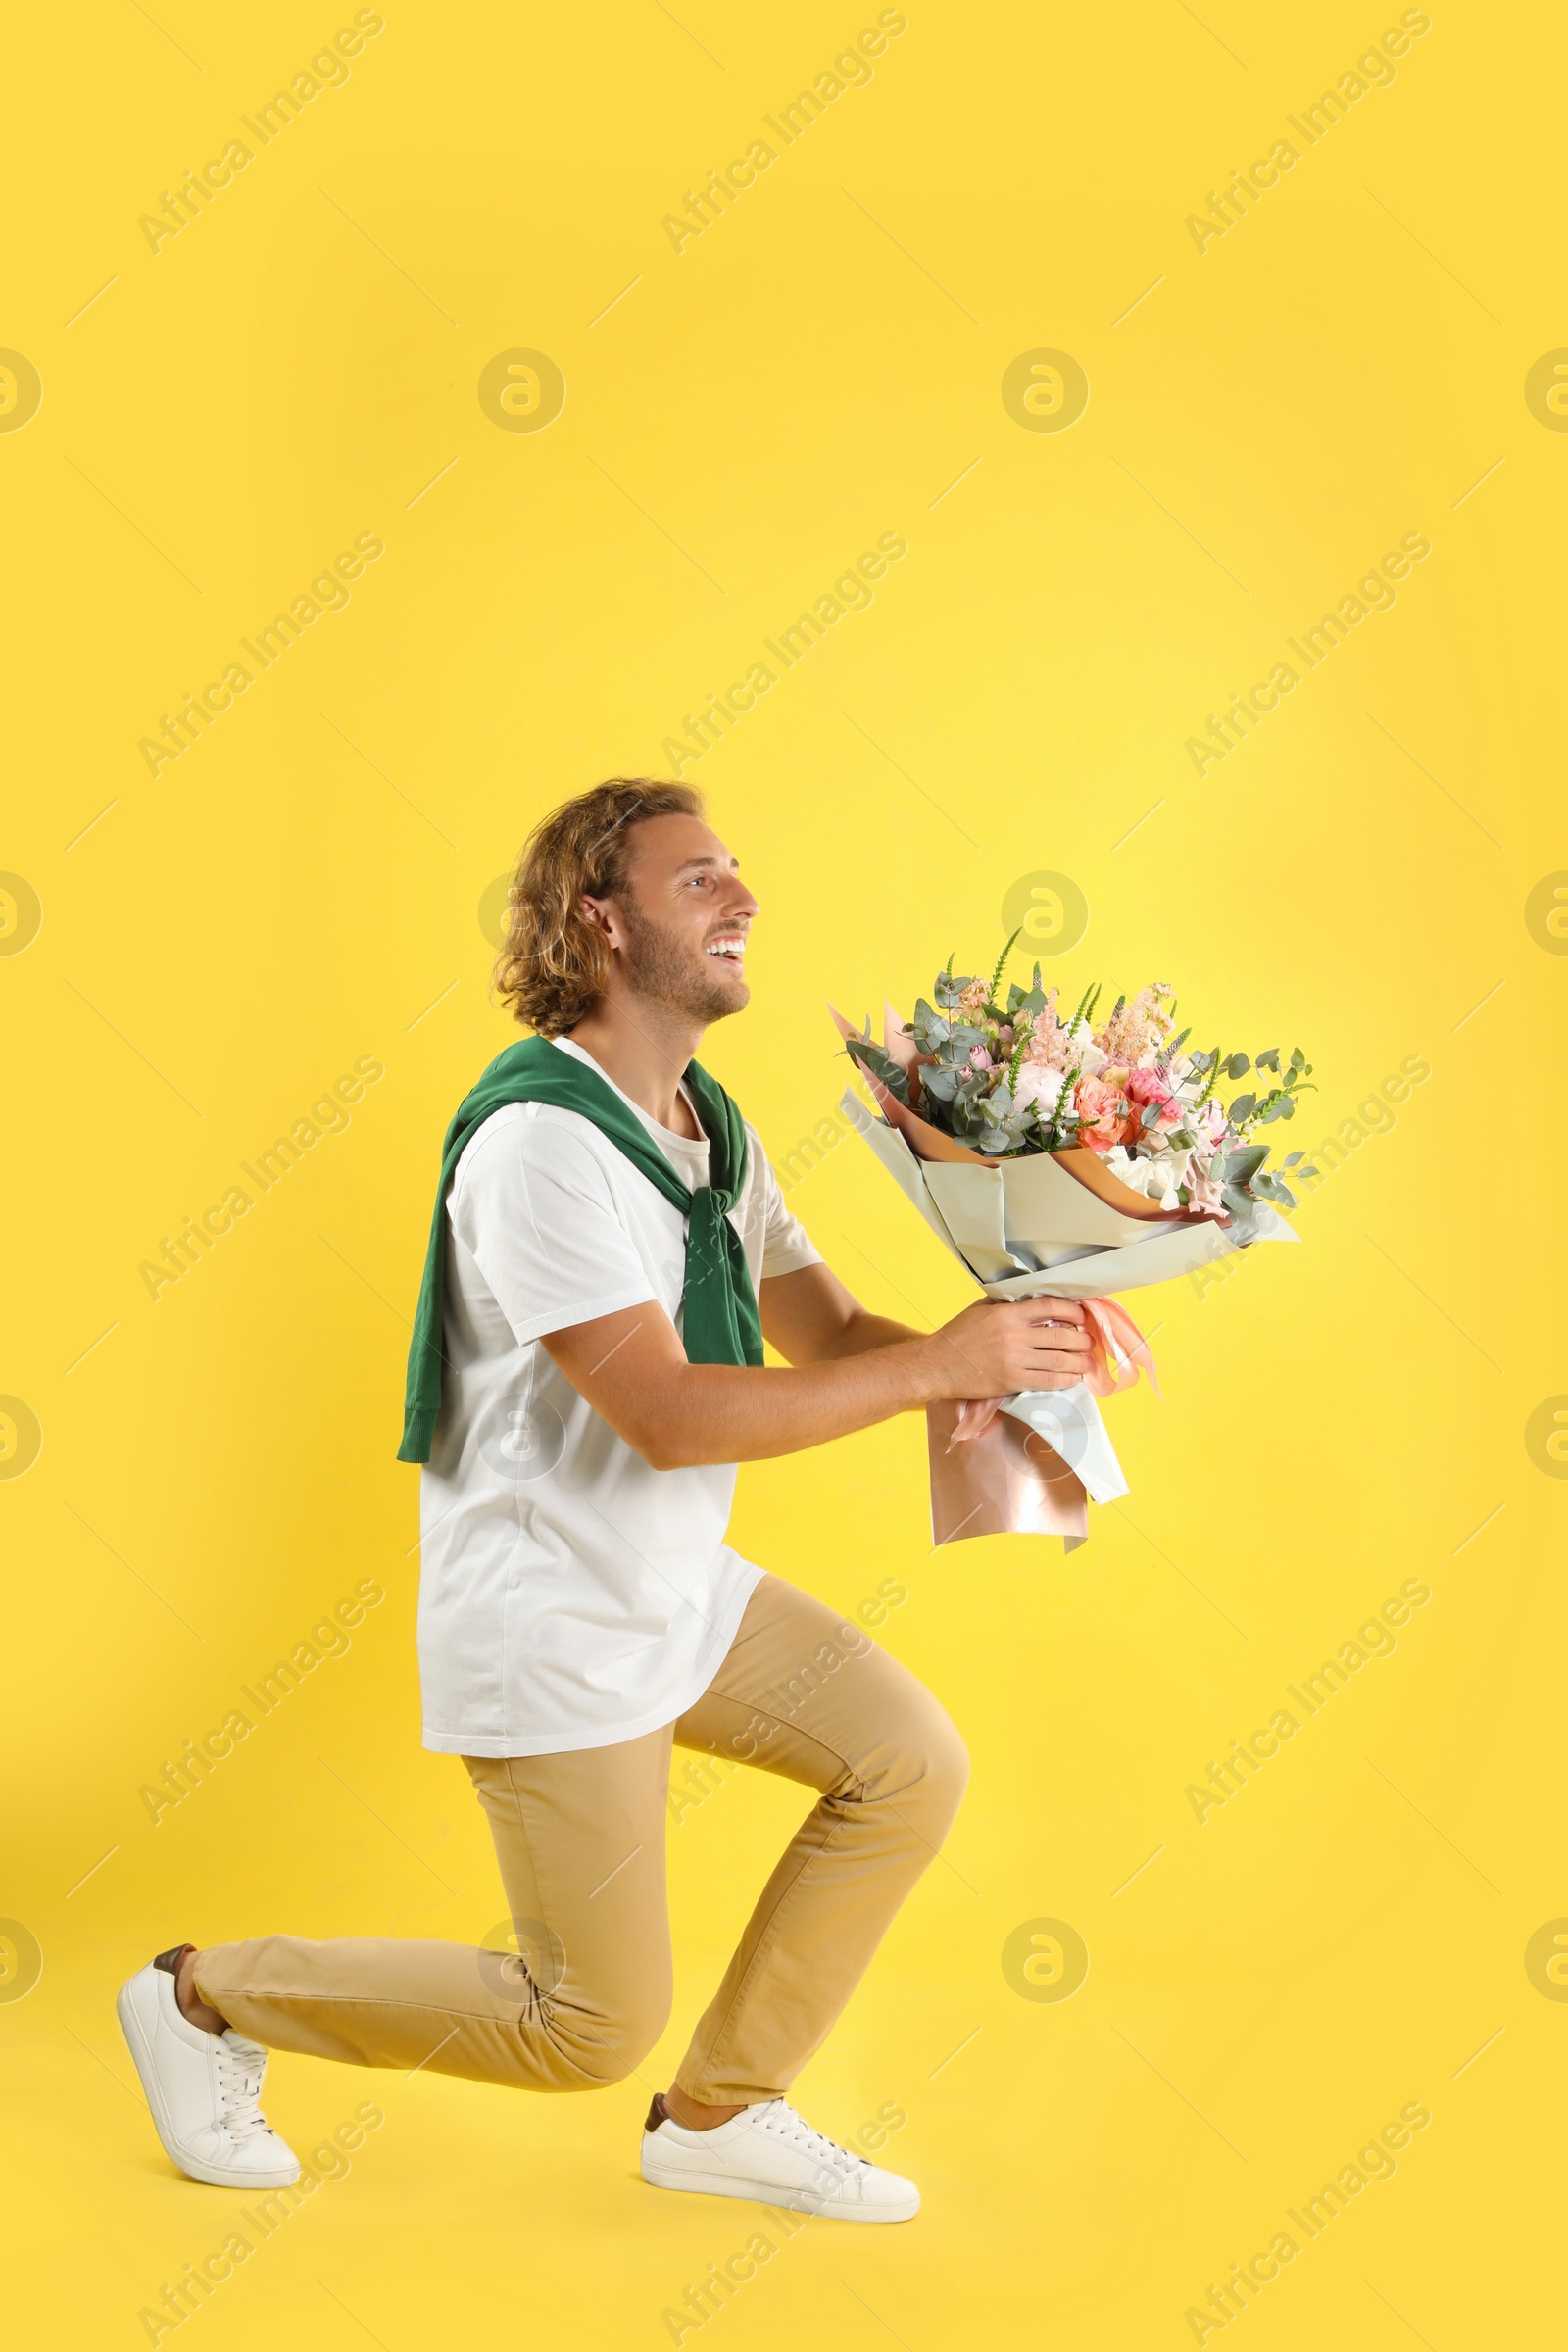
left=989, top=927, right=1022, bottom=1005
left=843, top=1031, right=909, bottom=1104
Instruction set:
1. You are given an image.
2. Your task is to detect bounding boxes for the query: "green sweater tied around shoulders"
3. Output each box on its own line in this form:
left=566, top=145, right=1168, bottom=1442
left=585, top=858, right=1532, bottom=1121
left=398, top=1035, right=763, bottom=1462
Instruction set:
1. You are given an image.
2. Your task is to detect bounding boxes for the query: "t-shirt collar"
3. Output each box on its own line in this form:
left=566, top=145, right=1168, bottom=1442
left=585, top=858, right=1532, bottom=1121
left=552, top=1034, right=709, bottom=1169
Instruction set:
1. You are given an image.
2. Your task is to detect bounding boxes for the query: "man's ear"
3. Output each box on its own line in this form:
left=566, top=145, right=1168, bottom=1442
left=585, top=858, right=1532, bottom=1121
left=580, top=891, right=632, bottom=956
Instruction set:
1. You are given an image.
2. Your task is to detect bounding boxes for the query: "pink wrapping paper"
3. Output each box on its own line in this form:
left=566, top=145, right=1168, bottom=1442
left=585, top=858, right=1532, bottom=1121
left=929, top=1298, right=1157, bottom=1552
left=927, top=1401, right=1091, bottom=1550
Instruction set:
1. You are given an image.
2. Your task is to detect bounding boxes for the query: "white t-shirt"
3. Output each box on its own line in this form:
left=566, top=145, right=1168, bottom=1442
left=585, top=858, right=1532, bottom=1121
left=416, top=1035, right=821, bottom=1757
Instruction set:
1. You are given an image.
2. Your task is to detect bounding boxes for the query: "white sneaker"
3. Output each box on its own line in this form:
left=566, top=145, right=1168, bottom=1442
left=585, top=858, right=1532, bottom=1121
left=641, top=2094, right=920, bottom=2223
left=117, top=1947, right=301, bottom=2190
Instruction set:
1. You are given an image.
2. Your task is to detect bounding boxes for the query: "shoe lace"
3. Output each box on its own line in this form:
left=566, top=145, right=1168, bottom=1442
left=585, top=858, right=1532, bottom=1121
left=215, top=2035, right=273, bottom=2143
left=753, top=2100, right=867, bottom=2179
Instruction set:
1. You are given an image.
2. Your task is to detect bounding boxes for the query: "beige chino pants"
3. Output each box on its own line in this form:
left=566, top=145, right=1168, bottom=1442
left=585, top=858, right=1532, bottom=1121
left=197, top=1575, right=968, bottom=2107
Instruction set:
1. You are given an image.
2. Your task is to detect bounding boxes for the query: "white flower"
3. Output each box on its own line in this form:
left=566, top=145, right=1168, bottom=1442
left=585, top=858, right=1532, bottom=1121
left=1013, top=1061, right=1065, bottom=1115
left=1102, top=1147, right=1183, bottom=1208
left=1062, top=1019, right=1106, bottom=1078
left=1121, top=1141, right=1200, bottom=1206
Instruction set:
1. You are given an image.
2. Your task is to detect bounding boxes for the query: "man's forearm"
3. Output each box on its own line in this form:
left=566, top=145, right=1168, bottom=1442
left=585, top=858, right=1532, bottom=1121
left=642, top=1339, right=944, bottom=1469
left=798, top=1305, right=924, bottom=1363
left=542, top=1289, right=1091, bottom=1472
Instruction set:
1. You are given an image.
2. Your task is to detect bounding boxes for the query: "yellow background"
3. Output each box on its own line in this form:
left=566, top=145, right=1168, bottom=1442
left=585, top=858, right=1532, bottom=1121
left=5, top=0, right=1564, bottom=2342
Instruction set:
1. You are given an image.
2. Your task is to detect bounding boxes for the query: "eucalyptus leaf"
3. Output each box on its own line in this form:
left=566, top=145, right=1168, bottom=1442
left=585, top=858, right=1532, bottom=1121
left=844, top=1039, right=910, bottom=1105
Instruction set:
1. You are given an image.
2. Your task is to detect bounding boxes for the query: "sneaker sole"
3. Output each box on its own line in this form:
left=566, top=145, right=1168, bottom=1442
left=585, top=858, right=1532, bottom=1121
left=116, top=1981, right=301, bottom=2192
left=640, top=2147, right=919, bottom=2223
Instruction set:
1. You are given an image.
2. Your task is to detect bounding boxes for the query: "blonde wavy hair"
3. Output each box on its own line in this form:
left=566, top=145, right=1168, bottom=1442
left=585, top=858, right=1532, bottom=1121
left=493, top=778, right=705, bottom=1035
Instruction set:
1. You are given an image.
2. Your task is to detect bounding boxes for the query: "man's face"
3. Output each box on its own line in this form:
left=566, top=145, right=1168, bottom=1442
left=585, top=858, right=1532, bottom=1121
left=589, top=813, right=758, bottom=1023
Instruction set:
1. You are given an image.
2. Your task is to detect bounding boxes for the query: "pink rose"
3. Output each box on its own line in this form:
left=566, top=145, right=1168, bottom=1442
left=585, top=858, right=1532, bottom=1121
left=967, top=1043, right=995, bottom=1072
left=1124, top=1065, right=1182, bottom=1129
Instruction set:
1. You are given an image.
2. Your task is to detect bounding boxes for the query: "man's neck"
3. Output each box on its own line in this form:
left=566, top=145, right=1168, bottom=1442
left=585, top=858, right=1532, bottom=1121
left=564, top=996, right=706, bottom=1139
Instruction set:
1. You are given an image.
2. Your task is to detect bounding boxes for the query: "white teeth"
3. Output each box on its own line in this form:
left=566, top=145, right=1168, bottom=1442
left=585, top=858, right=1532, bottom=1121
left=707, top=939, right=745, bottom=958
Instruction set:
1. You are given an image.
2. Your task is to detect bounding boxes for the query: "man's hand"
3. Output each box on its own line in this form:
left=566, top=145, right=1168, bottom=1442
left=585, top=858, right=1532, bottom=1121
left=922, top=1297, right=1092, bottom=1399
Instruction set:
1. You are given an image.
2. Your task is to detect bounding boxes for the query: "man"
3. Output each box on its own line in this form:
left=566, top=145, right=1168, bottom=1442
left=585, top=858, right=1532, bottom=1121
left=118, top=778, right=1092, bottom=2221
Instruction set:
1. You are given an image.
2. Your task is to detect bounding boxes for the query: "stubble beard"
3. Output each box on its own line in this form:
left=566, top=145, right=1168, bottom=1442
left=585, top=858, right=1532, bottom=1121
left=619, top=899, right=748, bottom=1025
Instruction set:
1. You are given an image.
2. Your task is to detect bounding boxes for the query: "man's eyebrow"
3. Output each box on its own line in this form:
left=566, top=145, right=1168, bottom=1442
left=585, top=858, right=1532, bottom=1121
left=672, top=854, right=738, bottom=874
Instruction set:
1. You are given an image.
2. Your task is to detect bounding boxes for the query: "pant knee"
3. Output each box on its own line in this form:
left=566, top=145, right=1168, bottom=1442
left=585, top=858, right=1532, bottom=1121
left=546, top=1986, right=671, bottom=2090
left=864, top=1691, right=969, bottom=1832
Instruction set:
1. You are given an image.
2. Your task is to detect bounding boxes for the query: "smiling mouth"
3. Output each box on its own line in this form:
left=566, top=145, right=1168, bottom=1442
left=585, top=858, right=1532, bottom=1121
left=706, top=936, right=747, bottom=964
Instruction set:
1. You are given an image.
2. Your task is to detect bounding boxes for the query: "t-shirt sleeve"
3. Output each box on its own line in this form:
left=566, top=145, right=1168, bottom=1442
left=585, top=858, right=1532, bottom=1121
left=448, top=1107, right=661, bottom=1345
left=756, top=1142, right=822, bottom=1279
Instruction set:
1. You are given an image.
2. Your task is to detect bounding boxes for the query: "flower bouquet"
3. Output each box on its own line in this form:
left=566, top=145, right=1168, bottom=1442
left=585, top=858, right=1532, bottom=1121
left=830, top=939, right=1315, bottom=1549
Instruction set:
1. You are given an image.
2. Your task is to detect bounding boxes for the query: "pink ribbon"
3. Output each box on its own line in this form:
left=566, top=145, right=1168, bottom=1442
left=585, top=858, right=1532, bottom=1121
left=951, top=1295, right=1160, bottom=1446
left=1080, top=1295, right=1162, bottom=1399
